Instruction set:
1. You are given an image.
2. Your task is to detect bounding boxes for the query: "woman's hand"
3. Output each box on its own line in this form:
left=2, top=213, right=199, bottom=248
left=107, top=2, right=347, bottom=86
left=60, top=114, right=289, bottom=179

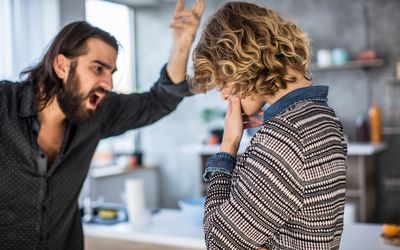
left=220, top=96, right=244, bottom=157
left=220, top=97, right=263, bottom=156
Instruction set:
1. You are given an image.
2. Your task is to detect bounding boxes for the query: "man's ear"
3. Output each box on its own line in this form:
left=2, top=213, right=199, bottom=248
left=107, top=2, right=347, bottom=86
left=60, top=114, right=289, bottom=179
left=53, top=54, right=71, bottom=80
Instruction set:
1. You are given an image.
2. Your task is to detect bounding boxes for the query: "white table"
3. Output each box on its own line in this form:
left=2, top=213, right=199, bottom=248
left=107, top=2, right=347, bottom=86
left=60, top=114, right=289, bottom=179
left=83, top=209, right=399, bottom=250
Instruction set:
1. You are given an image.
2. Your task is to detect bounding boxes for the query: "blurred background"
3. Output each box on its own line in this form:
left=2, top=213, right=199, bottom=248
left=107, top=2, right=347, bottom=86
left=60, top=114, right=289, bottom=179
left=1, top=0, right=400, bottom=247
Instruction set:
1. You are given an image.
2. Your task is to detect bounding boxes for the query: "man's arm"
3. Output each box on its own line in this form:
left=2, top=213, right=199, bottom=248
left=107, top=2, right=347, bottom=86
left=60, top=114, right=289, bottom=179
left=167, top=0, right=205, bottom=83
left=99, top=0, right=205, bottom=137
left=100, top=66, right=188, bottom=137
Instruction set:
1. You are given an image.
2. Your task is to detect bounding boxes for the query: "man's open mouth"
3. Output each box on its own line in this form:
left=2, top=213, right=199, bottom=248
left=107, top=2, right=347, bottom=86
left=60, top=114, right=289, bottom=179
left=87, top=89, right=108, bottom=109
left=89, top=93, right=100, bottom=106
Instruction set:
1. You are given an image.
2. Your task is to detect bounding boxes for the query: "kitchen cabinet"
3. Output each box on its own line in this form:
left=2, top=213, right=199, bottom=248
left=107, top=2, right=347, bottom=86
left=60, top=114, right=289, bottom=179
left=345, top=143, right=386, bottom=222
left=88, top=165, right=160, bottom=208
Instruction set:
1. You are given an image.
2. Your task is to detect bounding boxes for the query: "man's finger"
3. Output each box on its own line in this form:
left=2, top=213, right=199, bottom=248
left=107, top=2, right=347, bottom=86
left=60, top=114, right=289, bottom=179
left=173, top=11, right=198, bottom=20
left=193, top=0, right=205, bottom=17
left=170, top=22, right=193, bottom=30
left=175, top=0, right=184, bottom=13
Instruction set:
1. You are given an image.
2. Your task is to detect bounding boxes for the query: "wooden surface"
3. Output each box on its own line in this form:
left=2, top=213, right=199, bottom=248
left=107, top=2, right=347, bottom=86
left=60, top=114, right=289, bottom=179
left=85, top=236, right=202, bottom=250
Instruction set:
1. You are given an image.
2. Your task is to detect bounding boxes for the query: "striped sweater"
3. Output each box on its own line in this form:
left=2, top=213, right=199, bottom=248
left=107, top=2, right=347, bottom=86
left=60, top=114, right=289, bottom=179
left=204, top=100, right=347, bottom=250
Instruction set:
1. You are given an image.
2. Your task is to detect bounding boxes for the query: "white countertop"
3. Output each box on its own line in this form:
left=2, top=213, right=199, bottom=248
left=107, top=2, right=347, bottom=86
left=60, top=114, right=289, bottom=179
left=83, top=209, right=205, bottom=249
left=183, top=142, right=387, bottom=156
left=341, top=223, right=399, bottom=250
left=83, top=209, right=398, bottom=250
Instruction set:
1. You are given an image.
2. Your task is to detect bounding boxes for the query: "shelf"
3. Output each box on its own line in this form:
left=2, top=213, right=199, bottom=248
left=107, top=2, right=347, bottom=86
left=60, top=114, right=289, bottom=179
left=309, top=58, right=384, bottom=71
left=383, top=127, right=400, bottom=135
left=346, top=142, right=387, bottom=156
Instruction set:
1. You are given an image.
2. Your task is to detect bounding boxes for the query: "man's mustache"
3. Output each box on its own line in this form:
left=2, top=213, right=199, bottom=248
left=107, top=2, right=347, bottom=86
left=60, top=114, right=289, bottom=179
left=85, top=86, right=110, bottom=99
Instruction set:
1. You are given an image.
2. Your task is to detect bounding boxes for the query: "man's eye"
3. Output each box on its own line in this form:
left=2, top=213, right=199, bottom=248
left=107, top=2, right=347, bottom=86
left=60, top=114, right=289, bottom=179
left=95, top=66, right=103, bottom=74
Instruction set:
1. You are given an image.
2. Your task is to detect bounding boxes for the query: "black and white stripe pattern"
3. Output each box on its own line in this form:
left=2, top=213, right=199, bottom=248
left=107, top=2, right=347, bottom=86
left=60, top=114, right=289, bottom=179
left=204, top=101, right=347, bottom=250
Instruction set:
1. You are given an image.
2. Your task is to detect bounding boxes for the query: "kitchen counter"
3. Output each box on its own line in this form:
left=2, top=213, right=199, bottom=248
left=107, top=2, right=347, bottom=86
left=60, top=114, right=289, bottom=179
left=342, top=223, right=399, bottom=250
left=84, top=209, right=204, bottom=250
left=188, top=142, right=387, bottom=156
left=83, top=209, right=398, bottom=250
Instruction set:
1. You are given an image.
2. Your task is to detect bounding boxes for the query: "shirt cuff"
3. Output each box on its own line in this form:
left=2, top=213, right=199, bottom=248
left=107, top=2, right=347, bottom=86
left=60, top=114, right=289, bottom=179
left=203, top=152, right=237, bottom=182
left=159, top=64, right=193, bottom=98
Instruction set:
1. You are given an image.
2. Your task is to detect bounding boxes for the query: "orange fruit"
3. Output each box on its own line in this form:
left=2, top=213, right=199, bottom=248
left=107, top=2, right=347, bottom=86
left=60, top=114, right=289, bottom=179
left=383, top=224, right=400, bottom=237
left=208, top=135, right=219, bottom=145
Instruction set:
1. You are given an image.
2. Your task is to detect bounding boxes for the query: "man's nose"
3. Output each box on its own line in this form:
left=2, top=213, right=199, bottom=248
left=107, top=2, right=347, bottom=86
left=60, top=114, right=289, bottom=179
left=99, top=76, right=113, bottom=91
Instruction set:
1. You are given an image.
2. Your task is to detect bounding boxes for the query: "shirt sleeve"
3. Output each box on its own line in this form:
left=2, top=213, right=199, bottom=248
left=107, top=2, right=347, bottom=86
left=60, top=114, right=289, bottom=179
left=99, top=64, right=192, bottom=137
left=203, top=119, right=305, bottom=250
left=203, top=152, right=237, bottom=182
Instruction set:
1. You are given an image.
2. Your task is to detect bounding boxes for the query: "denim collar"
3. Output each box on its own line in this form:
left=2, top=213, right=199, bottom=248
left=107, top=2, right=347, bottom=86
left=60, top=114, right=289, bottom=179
left=263, top=85, right=329, bottom=123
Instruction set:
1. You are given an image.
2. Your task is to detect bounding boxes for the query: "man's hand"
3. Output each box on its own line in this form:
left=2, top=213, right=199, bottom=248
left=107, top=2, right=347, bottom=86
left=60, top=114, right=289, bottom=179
left=167, top=0, right=205, bottom=84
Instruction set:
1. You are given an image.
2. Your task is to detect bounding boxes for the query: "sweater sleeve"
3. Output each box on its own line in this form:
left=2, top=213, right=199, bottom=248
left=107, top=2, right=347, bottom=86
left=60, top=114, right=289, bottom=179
left=204, top=118, right=305, bottom=250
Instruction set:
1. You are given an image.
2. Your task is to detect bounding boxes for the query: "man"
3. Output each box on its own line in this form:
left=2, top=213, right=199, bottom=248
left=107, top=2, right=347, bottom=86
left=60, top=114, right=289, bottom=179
left=0, top=0, right=204, bottom=249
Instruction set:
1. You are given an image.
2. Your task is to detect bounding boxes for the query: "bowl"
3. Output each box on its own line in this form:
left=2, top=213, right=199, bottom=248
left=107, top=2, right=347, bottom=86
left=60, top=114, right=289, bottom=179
left=177, top=197, right=205, bottom=226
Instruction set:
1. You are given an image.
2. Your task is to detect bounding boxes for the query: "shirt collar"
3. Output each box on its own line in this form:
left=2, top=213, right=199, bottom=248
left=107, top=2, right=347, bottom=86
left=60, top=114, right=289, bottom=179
left=18, top=82, right=38, bottom=118
left=263, top=85, right=329, bottom=123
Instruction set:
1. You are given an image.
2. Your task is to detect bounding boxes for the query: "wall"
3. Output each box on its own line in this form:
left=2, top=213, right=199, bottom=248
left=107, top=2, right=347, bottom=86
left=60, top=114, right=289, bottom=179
left=133, top=0, right=400, bottom=221
left=60, top=0, right=86, bottom=26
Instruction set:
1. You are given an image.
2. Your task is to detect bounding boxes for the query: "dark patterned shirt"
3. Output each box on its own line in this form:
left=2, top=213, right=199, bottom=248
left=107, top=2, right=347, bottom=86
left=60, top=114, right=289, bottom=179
left=0, top=66, right=190, bottom=250
left=204, top=86, right=347, bottom=249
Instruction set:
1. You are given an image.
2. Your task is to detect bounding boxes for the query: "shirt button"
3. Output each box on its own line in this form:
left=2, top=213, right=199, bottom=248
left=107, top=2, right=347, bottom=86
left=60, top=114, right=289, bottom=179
left=40, top=153, right=46, bottom=158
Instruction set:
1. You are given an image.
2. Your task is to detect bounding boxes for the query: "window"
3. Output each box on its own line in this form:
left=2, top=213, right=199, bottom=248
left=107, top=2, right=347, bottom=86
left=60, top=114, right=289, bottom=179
left=0, top=0, right=13, bottom=79
left=86, top=0, right=138, bottom=161
left=86, top=0, right=134, bottom=94
left=0, top=0, right=59, bottom=81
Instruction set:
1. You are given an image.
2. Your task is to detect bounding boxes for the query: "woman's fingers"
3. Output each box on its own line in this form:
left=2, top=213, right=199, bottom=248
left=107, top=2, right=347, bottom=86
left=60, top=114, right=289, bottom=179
left=242, top=113, right=263, bottom=129
left=220, top=96, right=244, bottom=155
left=243, top=116, right=263, bottom=129
left=229, top=96, right=242, bottom=117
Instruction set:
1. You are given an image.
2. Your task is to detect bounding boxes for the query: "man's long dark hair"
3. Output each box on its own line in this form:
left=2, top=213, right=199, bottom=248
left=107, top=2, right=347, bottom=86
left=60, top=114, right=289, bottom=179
left=20, top=21, right=119, bottom=110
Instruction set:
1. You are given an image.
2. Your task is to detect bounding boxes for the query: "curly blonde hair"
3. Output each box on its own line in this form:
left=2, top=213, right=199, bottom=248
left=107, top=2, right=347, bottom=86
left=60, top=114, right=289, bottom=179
left=191, top=2, right=311, bottom=97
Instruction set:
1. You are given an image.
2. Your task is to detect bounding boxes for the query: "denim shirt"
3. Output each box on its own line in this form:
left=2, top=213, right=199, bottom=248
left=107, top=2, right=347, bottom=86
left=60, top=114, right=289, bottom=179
left=203, top=85, right=329, bottom=182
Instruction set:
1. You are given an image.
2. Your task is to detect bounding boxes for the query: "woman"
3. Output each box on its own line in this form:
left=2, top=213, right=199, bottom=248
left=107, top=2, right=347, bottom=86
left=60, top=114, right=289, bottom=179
left=191, top=2, right=347, bottom=250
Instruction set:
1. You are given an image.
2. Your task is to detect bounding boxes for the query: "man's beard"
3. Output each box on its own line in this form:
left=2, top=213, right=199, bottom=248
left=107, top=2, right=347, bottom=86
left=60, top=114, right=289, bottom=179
left=57, top=64, right=100, bottom=125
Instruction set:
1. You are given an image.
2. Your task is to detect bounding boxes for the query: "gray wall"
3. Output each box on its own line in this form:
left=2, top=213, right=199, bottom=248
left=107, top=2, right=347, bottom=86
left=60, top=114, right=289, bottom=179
left=133, top=0, right=400, bottom=220
left=60, top=0, right=85, bottom=26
